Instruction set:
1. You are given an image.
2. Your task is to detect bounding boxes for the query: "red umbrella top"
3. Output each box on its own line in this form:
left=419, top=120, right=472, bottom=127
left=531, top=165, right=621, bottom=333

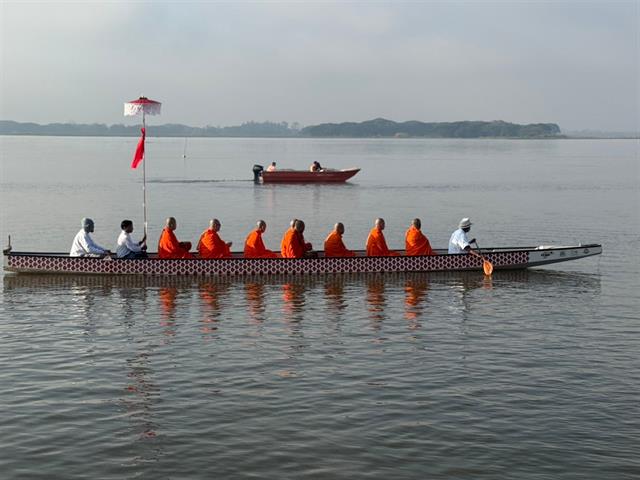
left=124, top=96, right=162, bottom=116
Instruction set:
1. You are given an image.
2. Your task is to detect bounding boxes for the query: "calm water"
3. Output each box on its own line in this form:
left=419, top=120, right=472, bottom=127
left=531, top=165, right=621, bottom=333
left=1, top=136, right=639, bottom=479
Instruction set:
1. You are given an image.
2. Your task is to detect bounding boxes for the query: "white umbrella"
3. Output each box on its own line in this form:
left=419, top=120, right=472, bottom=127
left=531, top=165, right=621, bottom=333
left=124, top=96, right=162, bottom=235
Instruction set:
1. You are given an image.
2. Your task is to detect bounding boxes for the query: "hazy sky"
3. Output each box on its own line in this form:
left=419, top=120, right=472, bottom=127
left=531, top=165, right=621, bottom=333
left=1, top=1, right=638, bottom=131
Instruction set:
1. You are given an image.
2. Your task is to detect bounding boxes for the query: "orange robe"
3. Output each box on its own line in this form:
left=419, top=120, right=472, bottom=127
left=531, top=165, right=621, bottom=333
left=198, top=229, right=231, bottom=258
left=324, top=230, right=355, bottom=257
left=366, top=227, right=399, bottom=256
left=244, top=229, right=278, bottom=258
left=405, top=226, right=434, bottom=256
left=298, top=230, right=313, bottom=253
left=281, top=228, right=305, bottom=258
left=158, top=228, right=193, bottom=259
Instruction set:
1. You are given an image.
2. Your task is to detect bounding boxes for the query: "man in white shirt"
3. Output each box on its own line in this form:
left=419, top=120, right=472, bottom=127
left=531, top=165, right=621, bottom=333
left=448, top=217, right=481, bottom=258
left=69, top=218, right=111, bottom=257
left=116, top=219, right=147, bottom=259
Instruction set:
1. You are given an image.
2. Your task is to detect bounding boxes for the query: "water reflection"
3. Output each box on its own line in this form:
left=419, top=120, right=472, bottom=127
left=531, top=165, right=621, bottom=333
left=159, top=287, right=178, bottom=319
left=199, top=281, right=230, bottom=338
left=325, top=277, right=347, bottom=312
left=281, top=282, right=306, bottom=326
left=116, top=284, right=148, bottom=327
left=366, top=275, right=386, bottom=330
left=2, top=270, right=603, bottom=329
left=124, top=351, right=160, bottom=441
left=244, top=282, right=266, bottom=324
left=158, top=287, right=179, bottom=338
left=404, top=277, right=429, bottom=329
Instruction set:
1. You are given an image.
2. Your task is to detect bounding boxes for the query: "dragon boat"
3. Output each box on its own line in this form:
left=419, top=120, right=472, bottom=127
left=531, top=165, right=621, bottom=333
left=3, top=243, right=602, bottom=276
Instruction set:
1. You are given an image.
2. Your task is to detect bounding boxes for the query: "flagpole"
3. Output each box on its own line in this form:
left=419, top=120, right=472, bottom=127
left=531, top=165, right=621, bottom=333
left=142, top=110, right=147, bottom=238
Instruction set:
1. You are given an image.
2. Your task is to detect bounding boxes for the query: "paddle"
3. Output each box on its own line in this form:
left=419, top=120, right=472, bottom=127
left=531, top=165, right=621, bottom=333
left=473, top=241, right=494, bottom=276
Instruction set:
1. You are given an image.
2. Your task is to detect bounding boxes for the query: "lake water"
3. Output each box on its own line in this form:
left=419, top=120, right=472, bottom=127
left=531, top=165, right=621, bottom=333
left=1, top=136, right=639, bottom=478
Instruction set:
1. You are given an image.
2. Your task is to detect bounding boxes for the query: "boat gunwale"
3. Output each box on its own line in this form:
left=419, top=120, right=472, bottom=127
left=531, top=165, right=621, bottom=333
left=3, top=243, right=602, bottom=260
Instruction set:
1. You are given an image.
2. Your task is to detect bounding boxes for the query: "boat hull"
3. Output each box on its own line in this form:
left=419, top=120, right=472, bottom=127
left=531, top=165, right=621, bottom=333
left=261, top=168, right=360, bottom=183
left=3, top=245, right=602, bottom=276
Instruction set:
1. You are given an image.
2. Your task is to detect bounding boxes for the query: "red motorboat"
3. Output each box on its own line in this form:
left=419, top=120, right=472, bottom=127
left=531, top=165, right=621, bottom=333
left=253, top=165, right=360, bottom=183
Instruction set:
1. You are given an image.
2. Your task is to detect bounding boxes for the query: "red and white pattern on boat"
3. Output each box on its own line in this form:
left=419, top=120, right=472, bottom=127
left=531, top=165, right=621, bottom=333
left=6, top=251, right=528, bottom=276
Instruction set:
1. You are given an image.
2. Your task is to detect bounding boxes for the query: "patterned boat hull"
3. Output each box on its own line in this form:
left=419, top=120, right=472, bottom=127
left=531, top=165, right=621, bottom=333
left=3, top=245, right=601, bottom=276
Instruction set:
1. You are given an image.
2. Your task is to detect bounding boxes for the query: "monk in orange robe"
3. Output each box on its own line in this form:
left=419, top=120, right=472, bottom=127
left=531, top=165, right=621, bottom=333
left=198, top=219, right=232, bottom=258
left=281, top=219, right=313, bottom=258
left=158, top=217, right=193, bottom=258
left=244, top=220, right=278, bottom=258
left=366, top=218, right=400, bottom=256
left=324, top=222, right=355, bottom=257
left=405, top=218, right=434, bottom=256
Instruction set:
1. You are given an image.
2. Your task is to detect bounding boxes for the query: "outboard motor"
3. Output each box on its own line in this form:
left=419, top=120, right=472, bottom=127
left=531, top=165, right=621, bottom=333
left=253, top=164, right=264, bottom=183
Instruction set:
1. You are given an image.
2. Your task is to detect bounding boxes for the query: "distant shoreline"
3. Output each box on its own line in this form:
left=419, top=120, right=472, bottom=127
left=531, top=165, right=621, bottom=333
left=1, top=119, right=636, bottom=139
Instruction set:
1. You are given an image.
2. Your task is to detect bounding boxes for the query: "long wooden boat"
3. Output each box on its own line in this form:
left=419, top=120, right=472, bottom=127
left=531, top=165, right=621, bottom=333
left=3, top=244, right=602, bottom=276
left=254, top=165, right=360, bottom=183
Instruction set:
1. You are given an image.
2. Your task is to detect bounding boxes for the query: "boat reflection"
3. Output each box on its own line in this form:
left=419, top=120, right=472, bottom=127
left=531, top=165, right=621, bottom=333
left=2, top=269, right=602, bottom=328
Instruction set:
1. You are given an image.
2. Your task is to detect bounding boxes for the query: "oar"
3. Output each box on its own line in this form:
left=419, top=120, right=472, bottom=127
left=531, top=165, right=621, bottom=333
left=473, top=241, right=494, bottom=276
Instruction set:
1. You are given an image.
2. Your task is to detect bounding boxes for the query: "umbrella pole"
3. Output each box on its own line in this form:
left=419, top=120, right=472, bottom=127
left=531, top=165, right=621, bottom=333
left=142, top=110, right=147, bottom=237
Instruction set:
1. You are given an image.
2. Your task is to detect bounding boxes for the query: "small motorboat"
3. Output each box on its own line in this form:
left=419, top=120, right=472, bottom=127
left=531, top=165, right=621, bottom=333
left=253, top=164, right=360, bottom=183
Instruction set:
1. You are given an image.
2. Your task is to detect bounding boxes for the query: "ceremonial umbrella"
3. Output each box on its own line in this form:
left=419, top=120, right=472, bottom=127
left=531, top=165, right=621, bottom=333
left=124, top=96, right=162, bottom=235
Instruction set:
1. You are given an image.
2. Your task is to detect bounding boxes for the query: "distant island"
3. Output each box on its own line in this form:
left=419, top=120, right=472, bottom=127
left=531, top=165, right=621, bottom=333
left=301, top=118, right=561, bottom=138
left=0, top=118, right=562, bottom=138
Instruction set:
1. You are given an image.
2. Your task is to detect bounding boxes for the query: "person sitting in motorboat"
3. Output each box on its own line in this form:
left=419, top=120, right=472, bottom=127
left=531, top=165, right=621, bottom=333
left=198, top=218, right=232, bottom=258
left=448, top=217, right=482, bottom=258
left=405, top=218, right=434, bottom=256
left=324, top=222, right=355, bottom=257
left=266, top=162, right=277, bottom=172
left=70, top=217, right=112, bottom=257
left=116, top=219, right=147, bottom=259
left=158, top=217, right=193, bottom=259
left=309, top=161, right=323, bottom=172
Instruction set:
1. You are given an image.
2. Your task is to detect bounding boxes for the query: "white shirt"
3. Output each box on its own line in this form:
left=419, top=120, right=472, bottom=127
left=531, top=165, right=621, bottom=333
left=116, top=231, right=143, bottom=258
left=448, top=228, right=471, bottom=254
left=70, top=229, right=108, bottom=257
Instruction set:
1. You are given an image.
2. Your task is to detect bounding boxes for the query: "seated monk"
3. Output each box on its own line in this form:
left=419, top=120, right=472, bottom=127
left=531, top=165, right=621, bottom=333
left=405, top=218, right=434, bottom=256
left=158, top=217, right=193, bottom=259
left=198, top=218, right=232, bottom=258
left=324, top=222, right=355, bottom=257
left=281, top=219, right=313, bottom=258
left=366, top=218, right=400, bottom=256
left=244, top=220, right=278, bottom=258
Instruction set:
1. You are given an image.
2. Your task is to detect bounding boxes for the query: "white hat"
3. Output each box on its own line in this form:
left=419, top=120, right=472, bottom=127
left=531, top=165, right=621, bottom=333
left=458, top=217, right=472, bottom=228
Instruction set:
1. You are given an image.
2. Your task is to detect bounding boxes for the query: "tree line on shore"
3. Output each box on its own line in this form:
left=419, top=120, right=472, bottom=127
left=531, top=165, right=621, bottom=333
left=0, top=118, right=561, bottom=138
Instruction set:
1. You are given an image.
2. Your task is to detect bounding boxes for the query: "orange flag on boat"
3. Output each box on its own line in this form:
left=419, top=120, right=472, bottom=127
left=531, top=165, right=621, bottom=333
left=131, top=127, right=145, bottom=169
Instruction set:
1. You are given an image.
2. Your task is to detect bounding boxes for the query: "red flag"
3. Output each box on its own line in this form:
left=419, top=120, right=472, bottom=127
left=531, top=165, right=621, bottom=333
left=131, top=127, right=146, bottom=169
